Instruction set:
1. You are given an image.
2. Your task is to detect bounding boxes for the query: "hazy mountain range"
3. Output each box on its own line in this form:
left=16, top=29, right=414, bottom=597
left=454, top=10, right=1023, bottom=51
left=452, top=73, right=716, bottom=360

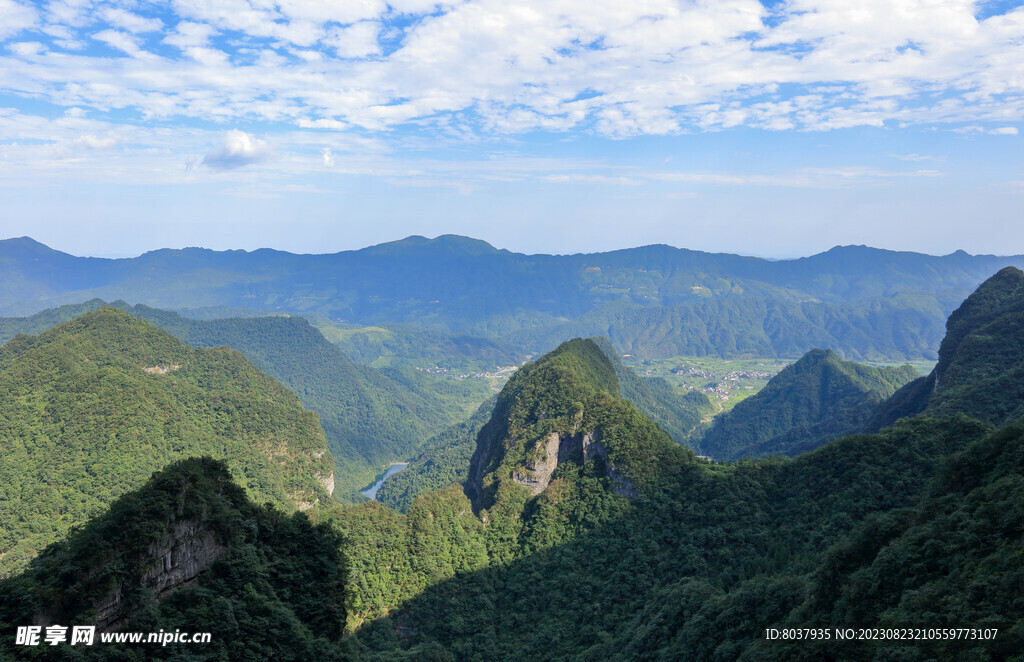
left=4, top=235, right=1024, bottom=361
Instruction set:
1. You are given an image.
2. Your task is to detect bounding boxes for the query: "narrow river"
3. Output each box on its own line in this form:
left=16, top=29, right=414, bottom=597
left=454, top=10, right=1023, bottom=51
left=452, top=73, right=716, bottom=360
left=360, top=463, right=409, bottom=500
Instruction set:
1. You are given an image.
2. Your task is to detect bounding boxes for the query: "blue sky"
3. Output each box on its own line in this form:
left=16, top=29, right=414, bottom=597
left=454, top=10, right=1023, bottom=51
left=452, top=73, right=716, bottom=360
left=0, top=0, right=1022, bottom=258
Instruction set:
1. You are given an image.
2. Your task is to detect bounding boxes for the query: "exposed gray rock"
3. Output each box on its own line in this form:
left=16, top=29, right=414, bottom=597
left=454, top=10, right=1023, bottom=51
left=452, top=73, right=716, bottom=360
left=513, top=432, right=562, bottom=495
left=94, top=519, right=226, bottom=630
left=513, top=429, right=637, bottom=499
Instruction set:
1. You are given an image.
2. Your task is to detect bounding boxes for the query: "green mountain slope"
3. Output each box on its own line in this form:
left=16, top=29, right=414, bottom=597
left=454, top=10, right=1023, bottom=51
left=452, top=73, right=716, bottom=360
left=466, top=337, right=694, bottom=511
left=341, top=337, right=693, bottom=632
left=317, top=320, right=523, bottom=372
left=699, top=348, right=918, bottom=460
left=869, top=266, right=1024, bottom=430
left=352, top=415, right=994, bottom=661
left=512, top=291, right=952, bottom=361
left=758, top=421, right=1024, bottom=661
left=589, top=336, right=713, bottom=444
left=372, top=338, right=711, bottom=513
left=0, top=457, right=349, bottom=661
left=0, top=300, right=492, bottom=502
left=345, top=268, right=1022, bottom=660
left=0, top=308, right=335, bottom=576
left=161, top=313, right=490, bottom=501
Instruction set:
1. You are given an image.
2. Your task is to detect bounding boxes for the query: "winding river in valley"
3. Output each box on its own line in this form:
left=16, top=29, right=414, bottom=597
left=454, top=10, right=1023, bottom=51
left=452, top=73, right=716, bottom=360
left=360, top=463, right=409, bottom=500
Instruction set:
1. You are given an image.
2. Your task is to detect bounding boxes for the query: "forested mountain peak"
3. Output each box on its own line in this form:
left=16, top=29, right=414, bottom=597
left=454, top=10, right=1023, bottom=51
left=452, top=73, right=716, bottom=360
left=467, top=338, right=685, bottom=511
left=699, top=347, right=918, bottom=461
left=0, top=236, right=60, bottom=256
left=0, top=306, right=188, bottom=369
left=936, top=266, right=1024, bottom=378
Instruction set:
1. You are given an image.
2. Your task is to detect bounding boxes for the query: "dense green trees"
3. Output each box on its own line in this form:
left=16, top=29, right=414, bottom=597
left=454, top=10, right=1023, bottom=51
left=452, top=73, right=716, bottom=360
left=341, top=270, right=1024, bottom=660
left=0, top=458, right=349, bottom=661
left=375, top=339, right=713, bottom=513
left=699, top=348, right=918, bottom=460
left=0, top=308, right=334, bottom=576
left=1, top=265, right=1022, bottom=661
left=1, top=301, right=492, bottom=501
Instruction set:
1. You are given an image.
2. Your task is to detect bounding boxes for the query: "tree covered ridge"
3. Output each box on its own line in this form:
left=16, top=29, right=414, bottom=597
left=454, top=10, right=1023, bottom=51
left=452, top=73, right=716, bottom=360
left=0, top=457, right=350, bottom=661
left=0, top=307, right=335, bottom=576
left=375, top=338, right=712, bottom=513
left=466, top=338, right=689, bottom=511
left=1, top=300, right=493, bottom=502
left=870, top=265, right=1024, bottom=430
left=342, top=268, right=1024, bottom=660
left=3, top=236, right=1024, bottom=363
left=699, top=347, right=919, bottom=461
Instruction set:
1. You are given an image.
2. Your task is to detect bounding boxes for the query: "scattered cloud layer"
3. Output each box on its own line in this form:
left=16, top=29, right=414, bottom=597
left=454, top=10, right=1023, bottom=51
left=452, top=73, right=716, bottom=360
left=0, top=0, right=1021, bottom=260
left=0, top=0, right=1021, bottom=138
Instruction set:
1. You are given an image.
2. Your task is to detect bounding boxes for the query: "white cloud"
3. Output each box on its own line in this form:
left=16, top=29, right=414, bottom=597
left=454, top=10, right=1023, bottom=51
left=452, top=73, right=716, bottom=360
left=92, top=29, right=156, bottom=59
left=163, top=21, right=218, bottom=49
left=8, top=41, right=47, bottom=56
left=100, top=8, right=163, bottom=33
left=321, top=148, right=334, bottom=166
left=0, top=0, right=1022, bottom=140
left=647, top=166, right=943, bottom=189
left=72, top=133, right=117, bottom=149
left=41, top=23, right=86, bottom=50
left=323, top=21, right=381, bottom=59
left=991, top=126, right=1018, bottom=135
left=890, top=153, right=938, bottom=162
left=202, top=130, right=271, bottom=169
left=43, top=0, right=101, bottom=28
left=0, top=0, right=37, bottom=40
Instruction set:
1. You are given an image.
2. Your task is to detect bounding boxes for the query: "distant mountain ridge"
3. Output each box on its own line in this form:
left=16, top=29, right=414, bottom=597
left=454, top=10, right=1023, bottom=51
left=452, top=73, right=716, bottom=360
left=3, top=236, right=1023, bottom=361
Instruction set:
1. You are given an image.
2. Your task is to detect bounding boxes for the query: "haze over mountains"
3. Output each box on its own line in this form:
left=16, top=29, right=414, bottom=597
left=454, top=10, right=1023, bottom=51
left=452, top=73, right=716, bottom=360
left=4, top=235, right=1024, bottom=362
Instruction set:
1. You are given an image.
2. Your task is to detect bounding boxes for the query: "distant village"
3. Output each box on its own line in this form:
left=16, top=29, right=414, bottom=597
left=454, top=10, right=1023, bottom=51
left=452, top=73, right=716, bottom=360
left=415, top=364, right=520, bottom=382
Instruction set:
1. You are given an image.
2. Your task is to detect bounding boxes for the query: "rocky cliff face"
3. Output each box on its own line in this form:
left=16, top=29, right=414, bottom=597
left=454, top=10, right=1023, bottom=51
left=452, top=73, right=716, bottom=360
left=92, top=520, right=226, bottom=630
left=511, top=429, right=637, bottom=498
